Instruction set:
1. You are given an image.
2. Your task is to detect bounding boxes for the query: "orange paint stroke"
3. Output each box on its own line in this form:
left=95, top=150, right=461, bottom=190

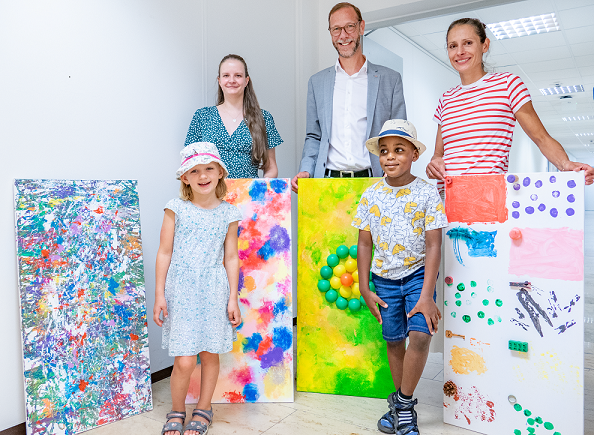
left=445, top=174, right=508, bottom=224
left=508, top=227, right=583, bottom=281
left=449, top=345, right=487, bottom=375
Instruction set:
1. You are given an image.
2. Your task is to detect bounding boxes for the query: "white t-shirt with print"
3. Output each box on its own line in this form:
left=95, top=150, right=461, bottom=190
left=351, top=177, right=448, bottom=280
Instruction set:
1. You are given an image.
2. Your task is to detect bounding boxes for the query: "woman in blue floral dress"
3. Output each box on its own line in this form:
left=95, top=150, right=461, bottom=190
left=184, top=54, right=283, bottom=178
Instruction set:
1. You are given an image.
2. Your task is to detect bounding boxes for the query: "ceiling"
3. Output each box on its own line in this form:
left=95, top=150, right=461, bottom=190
left=391, top=0, right=594, bottom=163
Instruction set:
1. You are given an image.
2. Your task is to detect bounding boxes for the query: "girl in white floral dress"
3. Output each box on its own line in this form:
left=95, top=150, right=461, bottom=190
left=153, top=142, right=242, bottom=435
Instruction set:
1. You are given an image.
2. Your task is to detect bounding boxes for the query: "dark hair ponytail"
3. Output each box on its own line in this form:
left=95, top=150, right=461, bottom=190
left=217, top=54, right=269, bottom=170
left=446, top=18, right=489, bottom=72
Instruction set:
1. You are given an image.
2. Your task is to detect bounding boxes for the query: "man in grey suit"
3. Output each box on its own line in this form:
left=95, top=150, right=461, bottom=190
left=291, top=2, right=406, bottom=193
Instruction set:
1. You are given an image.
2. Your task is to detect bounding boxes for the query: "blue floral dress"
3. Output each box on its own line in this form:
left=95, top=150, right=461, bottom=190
left=162, top=198, right=242, bottom=356
left=184, top=106, right=283, bottom=178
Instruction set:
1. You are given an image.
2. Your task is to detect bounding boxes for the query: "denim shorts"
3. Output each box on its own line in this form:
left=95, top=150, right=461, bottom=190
left=372, top=266, right=436, bottom=342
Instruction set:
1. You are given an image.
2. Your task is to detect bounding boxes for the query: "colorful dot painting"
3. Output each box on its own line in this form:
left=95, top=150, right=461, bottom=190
left=318, top=245, right=363, bottom=312
left=298, top=178, right=394, bottom=399
left=14, top=180, right=152, bottom=434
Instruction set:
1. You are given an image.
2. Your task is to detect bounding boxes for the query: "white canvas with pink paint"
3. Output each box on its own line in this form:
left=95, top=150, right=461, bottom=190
left=442, top=172, right=584, bottom=435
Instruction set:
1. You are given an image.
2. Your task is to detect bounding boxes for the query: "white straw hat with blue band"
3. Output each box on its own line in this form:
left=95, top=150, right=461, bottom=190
left=365, top=119, right=427, bottom=157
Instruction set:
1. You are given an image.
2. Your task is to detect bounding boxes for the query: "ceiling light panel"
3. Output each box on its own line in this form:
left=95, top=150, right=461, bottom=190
left=563, top=115, right=593, bottom=121
left=540, top=85, right=584, bottom=96
left=487, top=13, right=559, bottom=40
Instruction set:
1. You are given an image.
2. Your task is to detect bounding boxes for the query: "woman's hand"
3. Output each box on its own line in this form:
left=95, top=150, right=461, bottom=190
left=228, top=300, right=242, bottom=327
left=561, top=161, right=594, bottom=185
left=407, top=296, right=442, bottom=335
left=153, top=297, right=168, bottom=327
left=426, top=156, right=447, bottom=180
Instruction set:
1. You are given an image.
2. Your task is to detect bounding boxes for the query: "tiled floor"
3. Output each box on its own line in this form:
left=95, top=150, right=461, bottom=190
left=85, top=212, right=594, bottom=435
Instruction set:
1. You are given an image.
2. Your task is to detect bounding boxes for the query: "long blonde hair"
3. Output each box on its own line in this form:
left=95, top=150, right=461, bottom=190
left=217, top=54, right=268, bottom=170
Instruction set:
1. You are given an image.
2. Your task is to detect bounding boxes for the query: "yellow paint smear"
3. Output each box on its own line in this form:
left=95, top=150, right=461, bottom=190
left=449, top=345, right=487, bottom=375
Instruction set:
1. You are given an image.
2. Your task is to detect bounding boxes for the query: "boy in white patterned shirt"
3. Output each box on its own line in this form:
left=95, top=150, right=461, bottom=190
left=352, top=120, right=448, bottom=435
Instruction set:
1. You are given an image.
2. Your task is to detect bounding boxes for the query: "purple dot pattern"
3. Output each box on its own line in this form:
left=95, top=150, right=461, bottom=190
left=508, top=174, right=578, bottom=220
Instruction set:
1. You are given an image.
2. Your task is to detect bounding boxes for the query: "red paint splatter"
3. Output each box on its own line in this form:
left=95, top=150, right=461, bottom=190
left=93, top=206, right=104, bottom=214
left=41, top=250, right=49, bottom=258
left=450, top=386, right=496, bottom=425
left=130, top=334, right=138, bottom=341
left=78, top=380, right=88, bottom=391
left=256, top=335, right=273, bottom=357
left=222, top=391, right=246, bottom=403
left=445, top=174, right=508, bottom=224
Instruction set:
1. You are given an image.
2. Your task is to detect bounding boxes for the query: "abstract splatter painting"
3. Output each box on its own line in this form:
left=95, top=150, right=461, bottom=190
left=14, top=179, right=152, bottom=435
left=443, top=173, right=584, bottom=435
left=186, top=179, right=293, bottom=403
left=296, top=178, right=396, bottom=398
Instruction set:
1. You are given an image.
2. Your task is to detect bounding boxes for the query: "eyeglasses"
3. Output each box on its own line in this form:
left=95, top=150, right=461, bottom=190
left=329, top=21, right=360, bottom=37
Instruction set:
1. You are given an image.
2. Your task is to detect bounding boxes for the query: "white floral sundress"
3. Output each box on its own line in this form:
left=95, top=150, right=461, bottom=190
left=162, top=198, right=242, bottom=356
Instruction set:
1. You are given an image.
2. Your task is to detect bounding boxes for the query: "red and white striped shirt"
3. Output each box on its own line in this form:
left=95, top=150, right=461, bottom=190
left=433, top=72, right=531, bottom=189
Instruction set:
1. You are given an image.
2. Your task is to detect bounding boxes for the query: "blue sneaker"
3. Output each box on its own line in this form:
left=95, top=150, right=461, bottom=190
left=388, top=393, right=420, bottom=435
left=377, top=410, right=396, bottom=434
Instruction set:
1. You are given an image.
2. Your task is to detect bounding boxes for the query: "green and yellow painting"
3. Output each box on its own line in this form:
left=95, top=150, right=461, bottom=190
left=297, top=178, right=393, bottom=398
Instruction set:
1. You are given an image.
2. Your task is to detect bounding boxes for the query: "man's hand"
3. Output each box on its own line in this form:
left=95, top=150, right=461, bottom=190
left=291, top=171, right=310, bottom=193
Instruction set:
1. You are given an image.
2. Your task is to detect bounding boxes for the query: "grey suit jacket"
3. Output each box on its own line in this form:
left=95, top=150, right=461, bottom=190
left=299, top=60, right=407, bottom=178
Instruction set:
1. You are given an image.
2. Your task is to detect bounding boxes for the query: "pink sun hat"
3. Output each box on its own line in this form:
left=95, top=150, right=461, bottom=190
left=176, top=142, right=229, bottom=179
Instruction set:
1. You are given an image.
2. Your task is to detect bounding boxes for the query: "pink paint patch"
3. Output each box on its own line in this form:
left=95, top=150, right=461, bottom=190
left=257, top=300, right=275, bottom=327
left=230, top=366, right=253, bottom=385
left=509, top=227, right=584, bottom=281
left=239, top=298, right=251, bottom=308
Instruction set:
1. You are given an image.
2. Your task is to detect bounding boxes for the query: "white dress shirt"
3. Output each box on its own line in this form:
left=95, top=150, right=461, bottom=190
left=326, top=59, right=370, bottom=172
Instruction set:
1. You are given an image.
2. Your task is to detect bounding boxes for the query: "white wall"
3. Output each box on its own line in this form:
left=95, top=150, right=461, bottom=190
left=508, top=124, right=549, bottom=174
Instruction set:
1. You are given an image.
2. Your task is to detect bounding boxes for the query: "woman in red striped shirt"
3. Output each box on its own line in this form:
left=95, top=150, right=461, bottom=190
left=426, top=18, right=594, bottom=186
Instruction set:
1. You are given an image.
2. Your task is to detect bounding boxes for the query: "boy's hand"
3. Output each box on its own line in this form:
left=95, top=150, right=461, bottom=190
left=407, top=296, right=442, bottom=334
left=361, top=292, right=388, bottom=325
left=228, top=300, right=242, bottom=327
left=153, top=297, right=168, bottom=327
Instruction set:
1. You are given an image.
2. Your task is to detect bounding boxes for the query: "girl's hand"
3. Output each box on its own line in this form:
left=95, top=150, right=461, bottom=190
left=426, top=156, right=447, bottom=180
left=361, top=291, right=388, bottom=325
left=153, top=297, right=168, bottom=327
left=407, top=296, right=442, bottom=335
left=228, top=300, right=242, bottom=327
